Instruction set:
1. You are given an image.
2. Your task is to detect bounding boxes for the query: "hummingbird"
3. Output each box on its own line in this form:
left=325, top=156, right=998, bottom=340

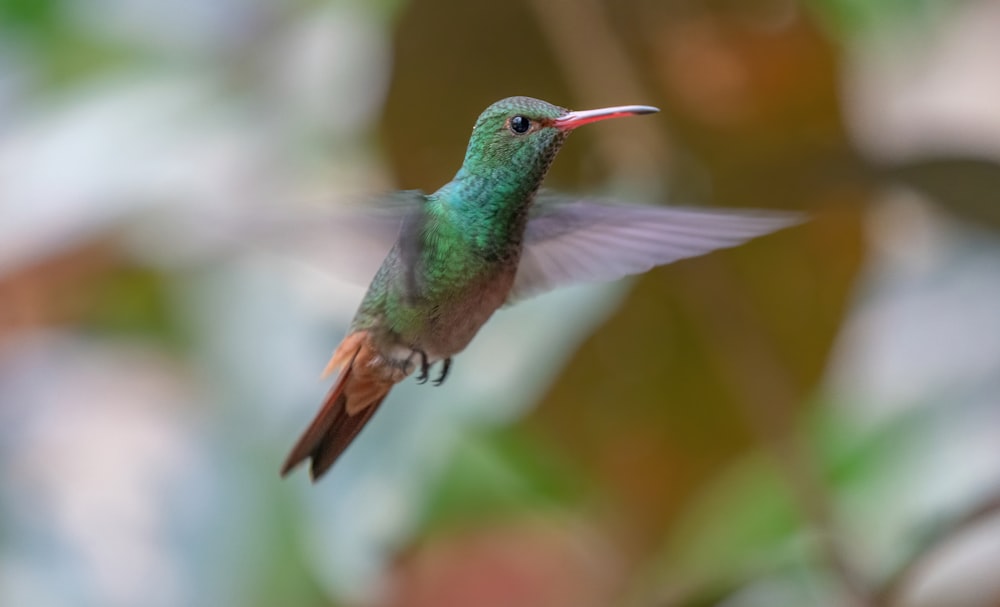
left=281, top=96, right=799, bottom=481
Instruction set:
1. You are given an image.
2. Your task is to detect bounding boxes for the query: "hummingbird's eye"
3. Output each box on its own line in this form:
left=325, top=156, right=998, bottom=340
left=509, top=115, right=531, bottom=134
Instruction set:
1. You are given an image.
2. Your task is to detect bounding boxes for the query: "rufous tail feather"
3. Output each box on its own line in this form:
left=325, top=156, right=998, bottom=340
left=281, top=331, right=393, bottom=480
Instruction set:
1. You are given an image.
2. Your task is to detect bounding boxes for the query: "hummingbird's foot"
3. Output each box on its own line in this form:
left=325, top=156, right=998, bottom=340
left=412, top=349, right=431, bottom=384
left=432, top=358, right=452, bottom=387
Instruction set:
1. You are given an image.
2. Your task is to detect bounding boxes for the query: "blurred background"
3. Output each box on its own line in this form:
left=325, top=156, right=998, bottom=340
left=3, top=0, right=1000, bottom=605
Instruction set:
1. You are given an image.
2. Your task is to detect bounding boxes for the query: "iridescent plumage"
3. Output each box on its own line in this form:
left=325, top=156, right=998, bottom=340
left=281, top=96, right=799, bottom=480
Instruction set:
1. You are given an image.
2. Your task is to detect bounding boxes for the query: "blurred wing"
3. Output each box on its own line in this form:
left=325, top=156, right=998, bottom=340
left=510, top=197, right=803, bottom=302
left=173, top=190, right=423, bottom=285
left=266, top=193, right=419, bottom=284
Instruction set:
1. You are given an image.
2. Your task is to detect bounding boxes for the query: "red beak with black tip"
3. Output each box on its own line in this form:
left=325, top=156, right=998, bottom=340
left=553, top=104, right=659, bottom=130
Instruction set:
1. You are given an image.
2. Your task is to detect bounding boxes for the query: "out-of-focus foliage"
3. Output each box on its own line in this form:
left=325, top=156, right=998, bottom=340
left=808, top=0, right=941, bottom=34
left=3, top=0, right=1000, bottom=606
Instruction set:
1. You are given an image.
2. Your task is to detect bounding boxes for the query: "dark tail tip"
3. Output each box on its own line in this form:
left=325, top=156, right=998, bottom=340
left=280, top=440, right=316, bottom=478
left=280, top=393, right=390, bottom=482
left=278, top=445, right=327, bottom=482
left=278, top=452, right=324, bottom=482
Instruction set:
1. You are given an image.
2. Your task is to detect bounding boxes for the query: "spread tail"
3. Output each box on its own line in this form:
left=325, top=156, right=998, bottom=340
left=281, top=331, right=392, bottom=481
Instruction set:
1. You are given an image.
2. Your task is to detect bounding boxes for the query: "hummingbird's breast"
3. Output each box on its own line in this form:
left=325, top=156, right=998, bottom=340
left=420, top=260, right=517, bottom=357
left=352, top=188, right=528, bottom=369
left=353, top=228, right=520, bottom=367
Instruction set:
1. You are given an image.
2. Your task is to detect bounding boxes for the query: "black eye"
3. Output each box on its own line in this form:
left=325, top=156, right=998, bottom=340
left=510, top=115, right=530, bottom=134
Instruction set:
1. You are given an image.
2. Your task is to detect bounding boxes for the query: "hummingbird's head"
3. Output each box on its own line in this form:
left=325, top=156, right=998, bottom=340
left=459, top=97, right=569, bottom=191
left=456, top=96, right=659, bottom=201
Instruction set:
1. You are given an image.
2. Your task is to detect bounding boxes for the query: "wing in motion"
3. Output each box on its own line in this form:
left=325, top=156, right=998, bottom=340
left=175, top=190, right=424, bottom=285
left=510, top=197, right=803, bottom=302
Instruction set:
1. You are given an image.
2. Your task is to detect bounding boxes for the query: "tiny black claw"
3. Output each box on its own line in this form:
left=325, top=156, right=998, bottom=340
left=414, top=349, right=430, bottom=384
left=432, top=358, right=452, bottom=387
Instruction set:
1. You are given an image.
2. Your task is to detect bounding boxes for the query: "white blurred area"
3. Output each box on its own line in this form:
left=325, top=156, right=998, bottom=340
left=0, top=2, right=392, bottom=276
left=826, top=2, right=1000, bottom=605
left=828, top=192, right=1000, bottom=607
left=843, top=0, right=1000, bottom=163
left=0, top=2, right=394, bottom=606
left=0, top=336, right=207, bottom=607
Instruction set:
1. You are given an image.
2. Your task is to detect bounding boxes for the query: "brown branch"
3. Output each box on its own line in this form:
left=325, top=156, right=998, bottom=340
left=874, top=491, right=1000, bottom=606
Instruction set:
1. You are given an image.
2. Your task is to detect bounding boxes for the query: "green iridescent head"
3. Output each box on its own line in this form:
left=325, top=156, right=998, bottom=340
left=455, top=96, right=659, bottom=197
left=457, top=97, right=570, bottom=188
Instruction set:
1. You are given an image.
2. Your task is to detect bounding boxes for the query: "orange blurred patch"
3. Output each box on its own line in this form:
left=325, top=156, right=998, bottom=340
left=383, top=520, right=621, bottom=607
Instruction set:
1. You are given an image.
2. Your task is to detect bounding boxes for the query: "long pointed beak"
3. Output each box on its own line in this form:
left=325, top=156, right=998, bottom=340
left=553, top=104, right=659, bottom=131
